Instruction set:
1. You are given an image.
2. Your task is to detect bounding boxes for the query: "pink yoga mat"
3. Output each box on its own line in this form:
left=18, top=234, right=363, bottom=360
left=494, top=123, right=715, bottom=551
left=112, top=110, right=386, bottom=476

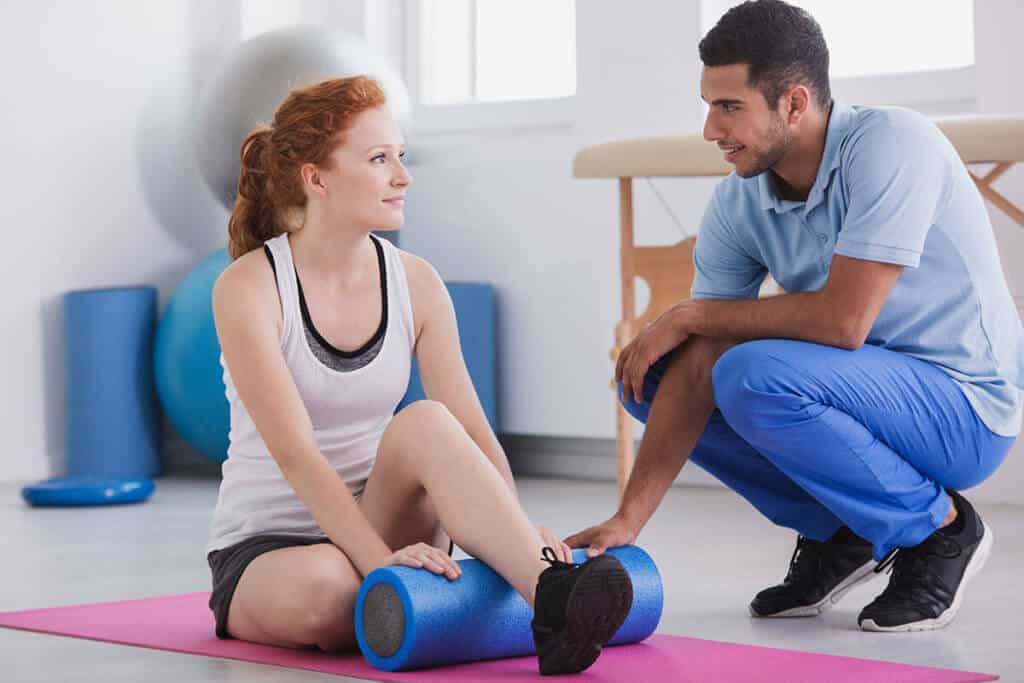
left=0, top=592, right=998, bottom=682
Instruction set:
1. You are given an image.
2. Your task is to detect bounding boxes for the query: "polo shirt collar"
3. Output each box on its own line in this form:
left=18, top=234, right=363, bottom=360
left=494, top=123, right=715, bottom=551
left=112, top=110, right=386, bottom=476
left=758, top=100, right=854, bottom=214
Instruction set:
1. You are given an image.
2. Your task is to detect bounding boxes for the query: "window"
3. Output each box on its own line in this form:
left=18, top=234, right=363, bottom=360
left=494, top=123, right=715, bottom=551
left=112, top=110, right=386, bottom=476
left=700, top=0, right=976, bottom=112
left=782, top=1, right=973, bottom=78
left=407, top=0, right=577, bottom=131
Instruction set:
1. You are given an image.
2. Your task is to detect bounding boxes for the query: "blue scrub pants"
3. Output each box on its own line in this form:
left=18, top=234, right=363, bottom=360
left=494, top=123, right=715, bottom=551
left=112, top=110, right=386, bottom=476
left=622, top=339, right=1015, bottom=560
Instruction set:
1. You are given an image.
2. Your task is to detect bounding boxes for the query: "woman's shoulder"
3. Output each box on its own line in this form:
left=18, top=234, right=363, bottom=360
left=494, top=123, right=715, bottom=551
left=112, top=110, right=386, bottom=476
left=396, top=247, right=444, bottom=293
left=212, top=247, right=279, bottom=320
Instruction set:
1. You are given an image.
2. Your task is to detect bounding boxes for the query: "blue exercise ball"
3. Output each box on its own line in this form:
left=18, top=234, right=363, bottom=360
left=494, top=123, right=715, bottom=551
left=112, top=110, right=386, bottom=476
left=154, top=249, right=231, bottom=463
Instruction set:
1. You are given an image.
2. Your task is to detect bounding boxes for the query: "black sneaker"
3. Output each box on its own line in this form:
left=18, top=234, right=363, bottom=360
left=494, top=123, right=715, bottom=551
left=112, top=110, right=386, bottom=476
left=859, top=490, right=992, bottom=632
left=531, top=547, right=634, bottom=676
left=749, top=527, right=877, bottom=618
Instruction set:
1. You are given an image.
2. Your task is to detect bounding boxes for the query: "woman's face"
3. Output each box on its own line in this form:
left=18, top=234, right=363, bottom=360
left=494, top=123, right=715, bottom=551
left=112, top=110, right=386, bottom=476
left=314, top=106, right=411, bottom=231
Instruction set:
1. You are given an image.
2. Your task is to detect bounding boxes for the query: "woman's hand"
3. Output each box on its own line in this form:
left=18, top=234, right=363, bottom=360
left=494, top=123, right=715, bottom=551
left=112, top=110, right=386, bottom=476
left=387, top=542, right=462, bottom=581
left=536, top=524, right=573, bottom=563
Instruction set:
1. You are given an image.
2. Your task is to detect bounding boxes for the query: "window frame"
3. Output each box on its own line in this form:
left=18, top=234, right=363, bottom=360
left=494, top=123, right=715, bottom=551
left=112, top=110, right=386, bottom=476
left=402, top=0, right=577, bottom=134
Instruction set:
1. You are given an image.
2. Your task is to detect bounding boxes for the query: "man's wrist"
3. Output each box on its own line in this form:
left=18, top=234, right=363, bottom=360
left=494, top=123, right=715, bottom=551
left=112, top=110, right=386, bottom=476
left=671, top=299, right=702, bottom=338
left=613, top=507, right=645, bottom=537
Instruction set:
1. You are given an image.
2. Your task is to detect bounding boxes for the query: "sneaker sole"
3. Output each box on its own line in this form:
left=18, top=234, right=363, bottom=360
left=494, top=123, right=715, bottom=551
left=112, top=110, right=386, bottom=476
left=749, top=558, right=880, bottom=618
left=545, top=554, right=634, bottom=675
left=860, top=521, right=993, bottom=633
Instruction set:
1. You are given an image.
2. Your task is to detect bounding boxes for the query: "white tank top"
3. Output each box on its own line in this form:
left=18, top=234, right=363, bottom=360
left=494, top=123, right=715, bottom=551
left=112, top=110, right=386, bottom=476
left=207, top=233, right=415, bottom=553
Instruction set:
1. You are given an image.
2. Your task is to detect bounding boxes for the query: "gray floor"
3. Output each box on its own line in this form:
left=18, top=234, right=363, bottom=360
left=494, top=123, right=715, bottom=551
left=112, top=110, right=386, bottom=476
left=1, top=476, right=1020, bottom=682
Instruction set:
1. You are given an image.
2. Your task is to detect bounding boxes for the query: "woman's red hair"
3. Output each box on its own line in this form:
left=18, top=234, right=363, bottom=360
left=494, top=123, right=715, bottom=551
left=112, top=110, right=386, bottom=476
left=227, top=76, right=387, bottom=260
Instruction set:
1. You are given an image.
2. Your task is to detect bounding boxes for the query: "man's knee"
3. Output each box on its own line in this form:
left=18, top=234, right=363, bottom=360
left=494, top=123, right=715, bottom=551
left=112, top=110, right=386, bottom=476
left=711, top=339, right=798, bottom=415
left=682, top=336, right=738, bottom=385
left=620, top=337, right=736, bottom=421
left=618, top=380, right=651, bottom=422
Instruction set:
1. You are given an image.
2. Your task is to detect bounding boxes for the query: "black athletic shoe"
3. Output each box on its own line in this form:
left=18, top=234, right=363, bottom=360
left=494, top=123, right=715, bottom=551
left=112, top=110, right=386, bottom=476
left=859, top=490, right=992, bottom=632
left=531, top=547, right=634, bottom=676
left=749, top=527, right=878, bottom=618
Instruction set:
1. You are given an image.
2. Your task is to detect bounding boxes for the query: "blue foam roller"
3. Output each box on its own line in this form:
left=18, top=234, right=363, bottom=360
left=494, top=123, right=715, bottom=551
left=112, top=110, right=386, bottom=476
left=64, top=287, right=161, bottom=478
left=355, top=545, right=662, bottom=671
left=399, top=282, right=497, bottom=429
left=21, top=477, right=155, bottom=507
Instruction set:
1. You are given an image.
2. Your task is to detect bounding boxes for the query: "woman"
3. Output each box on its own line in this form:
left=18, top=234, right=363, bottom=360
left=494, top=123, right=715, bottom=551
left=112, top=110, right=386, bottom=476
left=205, top=76, right=632, bottom=676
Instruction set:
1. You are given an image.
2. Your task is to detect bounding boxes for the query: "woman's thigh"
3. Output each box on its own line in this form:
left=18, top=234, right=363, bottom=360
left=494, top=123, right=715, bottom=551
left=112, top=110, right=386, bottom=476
left=228, top=542, right=362, bottom=651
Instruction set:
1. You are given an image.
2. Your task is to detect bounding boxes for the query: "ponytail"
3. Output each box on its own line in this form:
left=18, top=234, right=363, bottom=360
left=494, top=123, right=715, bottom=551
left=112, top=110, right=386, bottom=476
left=227, top=127, right=278, bottom=260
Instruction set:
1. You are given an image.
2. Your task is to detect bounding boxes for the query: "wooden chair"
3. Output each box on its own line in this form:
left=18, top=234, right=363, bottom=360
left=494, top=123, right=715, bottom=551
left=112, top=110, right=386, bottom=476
left=573, top=115, right=1024, bottom=499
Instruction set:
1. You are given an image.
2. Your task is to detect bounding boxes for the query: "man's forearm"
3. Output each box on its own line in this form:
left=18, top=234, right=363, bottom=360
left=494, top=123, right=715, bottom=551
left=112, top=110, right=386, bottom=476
left=616, top=337, right=722, bottom=533
left=616, top=428, right=696, bottom=532
left=677, top=291, right=860, bottom=349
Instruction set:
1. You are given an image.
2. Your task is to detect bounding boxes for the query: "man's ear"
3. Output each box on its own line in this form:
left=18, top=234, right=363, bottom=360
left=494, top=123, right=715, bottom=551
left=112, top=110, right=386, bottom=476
left=784, top=85, right=811, bottom=126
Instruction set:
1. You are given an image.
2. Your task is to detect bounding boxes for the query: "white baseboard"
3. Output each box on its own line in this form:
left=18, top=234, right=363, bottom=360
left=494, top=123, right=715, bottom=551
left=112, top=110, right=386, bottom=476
left=502, top=434, right=723, bottom=489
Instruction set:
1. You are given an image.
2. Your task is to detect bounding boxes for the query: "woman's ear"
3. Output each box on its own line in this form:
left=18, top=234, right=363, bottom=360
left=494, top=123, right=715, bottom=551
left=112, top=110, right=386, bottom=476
left=300, top=162, right=326, bottom=196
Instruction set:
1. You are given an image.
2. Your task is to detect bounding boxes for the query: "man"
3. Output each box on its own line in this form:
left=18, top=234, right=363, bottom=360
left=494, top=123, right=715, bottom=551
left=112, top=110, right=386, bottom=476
left=567, top=0, right=1022, bottom=632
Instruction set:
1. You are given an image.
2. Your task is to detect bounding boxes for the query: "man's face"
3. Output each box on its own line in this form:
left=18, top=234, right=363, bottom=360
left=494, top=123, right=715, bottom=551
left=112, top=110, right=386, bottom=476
left=700, top=64, right=792, bottom=178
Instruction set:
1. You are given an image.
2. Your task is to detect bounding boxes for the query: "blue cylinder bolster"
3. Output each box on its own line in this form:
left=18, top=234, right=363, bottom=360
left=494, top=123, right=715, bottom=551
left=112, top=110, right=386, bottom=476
left=64, top=286, right=161, bottom=479
left=355, top=546, right=663, bottom=671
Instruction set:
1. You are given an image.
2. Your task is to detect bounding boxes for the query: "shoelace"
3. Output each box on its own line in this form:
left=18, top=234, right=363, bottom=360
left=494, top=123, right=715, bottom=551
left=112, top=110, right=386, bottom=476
left=872, top=534, right=962, bottom=600
left=785, top=536, right=825, bottom=585
left=541, top=546, right=575, bottom=569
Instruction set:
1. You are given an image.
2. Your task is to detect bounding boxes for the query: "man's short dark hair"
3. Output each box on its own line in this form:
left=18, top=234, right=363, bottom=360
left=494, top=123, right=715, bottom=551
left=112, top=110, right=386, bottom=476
left=699, top=0, right=831, bottom=110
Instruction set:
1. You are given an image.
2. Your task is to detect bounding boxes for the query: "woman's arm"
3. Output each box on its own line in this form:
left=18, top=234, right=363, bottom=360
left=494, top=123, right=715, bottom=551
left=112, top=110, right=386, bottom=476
left=212, top=253, right=392, bottom=577
left=403, top=254, right=516, bottom=496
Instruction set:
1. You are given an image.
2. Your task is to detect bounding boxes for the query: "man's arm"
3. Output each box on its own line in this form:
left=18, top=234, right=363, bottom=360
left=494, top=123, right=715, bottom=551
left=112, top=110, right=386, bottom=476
left=676, top=254, right=903, bottom=350
left=616, top=254, right=902, bottom=405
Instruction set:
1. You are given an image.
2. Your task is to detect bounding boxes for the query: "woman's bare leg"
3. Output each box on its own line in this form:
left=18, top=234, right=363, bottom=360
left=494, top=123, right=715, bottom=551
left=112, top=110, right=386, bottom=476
left=361, top=400, right=551, bottom=606
left=226, top=399, right=555, bottom=650
left=226, top=543, right=362, bottom=652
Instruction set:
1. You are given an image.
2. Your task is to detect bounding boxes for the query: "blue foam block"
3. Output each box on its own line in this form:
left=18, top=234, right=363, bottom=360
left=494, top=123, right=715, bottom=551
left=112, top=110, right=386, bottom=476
left=399, top=282, right=497, bottom=429
left=355, top=545, right=662, bottom=671
left=21, top=477, right=155, bottom=507
left=65, top=287, right=161, bottom=478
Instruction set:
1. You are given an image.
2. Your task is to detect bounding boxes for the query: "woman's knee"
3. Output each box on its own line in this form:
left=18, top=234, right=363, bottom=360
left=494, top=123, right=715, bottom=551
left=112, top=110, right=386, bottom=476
left=231, top=549, right=360, bottom=649
left=381, top=400, right=469, bottom=462
left=297, top=557, right=360, bottom=648
left=388, top=400, right=459, bottom=440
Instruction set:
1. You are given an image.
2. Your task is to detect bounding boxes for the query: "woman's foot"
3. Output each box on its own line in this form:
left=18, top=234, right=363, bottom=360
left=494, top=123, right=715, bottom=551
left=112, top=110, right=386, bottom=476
left=531, top=547, right=634, bottom=675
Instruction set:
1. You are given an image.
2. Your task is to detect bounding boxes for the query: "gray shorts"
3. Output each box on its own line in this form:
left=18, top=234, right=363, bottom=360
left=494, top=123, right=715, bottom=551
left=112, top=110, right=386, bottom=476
left=207, top=534, right=455, bottom=639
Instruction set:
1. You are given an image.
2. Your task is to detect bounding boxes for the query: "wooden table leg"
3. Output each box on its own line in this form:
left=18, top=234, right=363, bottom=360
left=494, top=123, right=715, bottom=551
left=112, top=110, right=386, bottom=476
left=615, top=400, right=634, bottom=498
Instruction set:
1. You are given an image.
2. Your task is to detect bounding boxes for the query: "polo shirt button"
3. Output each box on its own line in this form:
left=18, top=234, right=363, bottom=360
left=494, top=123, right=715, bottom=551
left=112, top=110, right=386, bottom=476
left=819, top=234, right=829, bottom=242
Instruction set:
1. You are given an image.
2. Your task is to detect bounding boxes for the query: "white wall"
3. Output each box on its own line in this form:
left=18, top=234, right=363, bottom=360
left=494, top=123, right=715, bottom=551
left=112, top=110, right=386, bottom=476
left=1, top=1, right=234, bottom=484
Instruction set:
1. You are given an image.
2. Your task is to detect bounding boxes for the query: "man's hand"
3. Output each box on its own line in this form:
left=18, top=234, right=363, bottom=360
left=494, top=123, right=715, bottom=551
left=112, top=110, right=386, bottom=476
left=564, top=515, right=639, bottom=558
left=616, top=307, right=690, bottom=404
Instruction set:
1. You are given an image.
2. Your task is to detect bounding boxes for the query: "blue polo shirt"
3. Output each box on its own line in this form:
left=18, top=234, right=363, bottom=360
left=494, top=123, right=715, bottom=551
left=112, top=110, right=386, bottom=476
left=693, top=101, right=1024, bottom=436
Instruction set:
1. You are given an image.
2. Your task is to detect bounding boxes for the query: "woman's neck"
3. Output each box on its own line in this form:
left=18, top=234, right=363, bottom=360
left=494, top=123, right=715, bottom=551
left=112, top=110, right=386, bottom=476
left=288, top=210, right=376, bottom=286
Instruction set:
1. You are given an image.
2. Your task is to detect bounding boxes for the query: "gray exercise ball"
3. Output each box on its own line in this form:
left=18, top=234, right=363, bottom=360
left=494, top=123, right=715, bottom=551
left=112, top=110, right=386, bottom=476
left=196, top=25, right=411, bottom=210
